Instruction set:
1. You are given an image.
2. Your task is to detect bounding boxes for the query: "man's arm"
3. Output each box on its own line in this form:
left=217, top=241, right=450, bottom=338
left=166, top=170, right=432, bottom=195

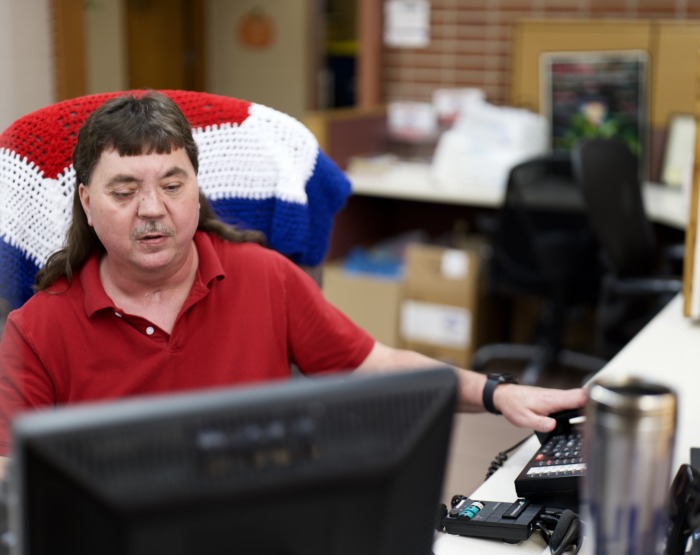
left=355, top=341, right=587, bottom=433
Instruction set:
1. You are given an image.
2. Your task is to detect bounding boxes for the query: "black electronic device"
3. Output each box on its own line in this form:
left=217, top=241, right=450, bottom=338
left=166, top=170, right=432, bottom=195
left=666, top=460, right=700, bottom=555
left=441, top=497, right=544, bottom=543
left=514, top=409, right=585, bottom=511
left=9, top=368, right=457, bottom=555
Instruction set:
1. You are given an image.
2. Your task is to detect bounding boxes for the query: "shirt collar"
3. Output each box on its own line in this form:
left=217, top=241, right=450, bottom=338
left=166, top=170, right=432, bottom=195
left=81, top=231, right=226, bottom=318
left=193, top=231, right=226, bottom=287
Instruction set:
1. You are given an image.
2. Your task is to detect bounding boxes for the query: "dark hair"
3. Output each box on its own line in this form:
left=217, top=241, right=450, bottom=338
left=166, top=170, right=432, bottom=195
left=35, top=91, right=264, bottom=292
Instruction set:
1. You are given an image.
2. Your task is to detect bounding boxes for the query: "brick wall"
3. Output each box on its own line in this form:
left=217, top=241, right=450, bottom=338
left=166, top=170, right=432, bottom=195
left=382, top=0, right=700, bottom=107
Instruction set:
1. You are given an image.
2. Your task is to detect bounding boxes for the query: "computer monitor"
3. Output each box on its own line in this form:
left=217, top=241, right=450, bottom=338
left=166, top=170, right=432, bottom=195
left=9, top=367, right=457, bottom=555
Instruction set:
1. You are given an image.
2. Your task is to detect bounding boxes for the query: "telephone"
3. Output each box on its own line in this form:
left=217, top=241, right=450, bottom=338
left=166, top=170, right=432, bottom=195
left=514, top=409, right=585, bottom=512
left=666, top=458, right=700, bottom=555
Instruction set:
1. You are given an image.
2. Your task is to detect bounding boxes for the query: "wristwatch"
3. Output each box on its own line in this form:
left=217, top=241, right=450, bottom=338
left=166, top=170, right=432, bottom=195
left=482, top=373, right=519, bottom=415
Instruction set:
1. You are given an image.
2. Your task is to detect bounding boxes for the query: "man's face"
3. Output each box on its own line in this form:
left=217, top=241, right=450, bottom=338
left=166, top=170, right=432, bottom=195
left=78, top=147, right=200, bottom=278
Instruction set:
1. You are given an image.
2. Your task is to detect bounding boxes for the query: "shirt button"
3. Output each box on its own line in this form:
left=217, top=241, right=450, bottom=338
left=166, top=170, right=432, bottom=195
left=114, top=312, right=122, bottom=318
left=146, top=326, right=155, bottom=336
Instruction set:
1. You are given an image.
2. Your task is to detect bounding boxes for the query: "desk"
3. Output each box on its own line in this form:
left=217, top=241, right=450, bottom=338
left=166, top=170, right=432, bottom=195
left=433, top=294, right=700, bottom=554
left=347, top=160, right=689, bottom=230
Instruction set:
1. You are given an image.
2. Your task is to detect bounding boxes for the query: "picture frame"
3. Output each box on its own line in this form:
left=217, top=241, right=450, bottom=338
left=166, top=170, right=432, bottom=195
left=540, top=50, right=648, bottom=163
left=661, top=113, right=696, bottom=188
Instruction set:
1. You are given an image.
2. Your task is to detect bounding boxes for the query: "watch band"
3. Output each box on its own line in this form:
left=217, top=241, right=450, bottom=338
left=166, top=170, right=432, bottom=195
left=483, top=373, right=518, bottom=415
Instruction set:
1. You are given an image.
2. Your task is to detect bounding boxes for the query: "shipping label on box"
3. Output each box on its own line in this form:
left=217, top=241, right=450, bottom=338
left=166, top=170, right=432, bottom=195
left=403, top=246, right=478, bottom=306
left=400, top=299, right=472, bottom=348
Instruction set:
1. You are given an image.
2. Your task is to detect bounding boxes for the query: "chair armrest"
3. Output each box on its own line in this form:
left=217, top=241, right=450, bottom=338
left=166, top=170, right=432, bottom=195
left=663, top=243, right=685, bottom=262
left=0, top=298, right=9, bottom=339
left=661, top=243, right=685, bottom=276
left=606, top=277, right=682, bottom=297
left=299, top=264, right=323, bottom=288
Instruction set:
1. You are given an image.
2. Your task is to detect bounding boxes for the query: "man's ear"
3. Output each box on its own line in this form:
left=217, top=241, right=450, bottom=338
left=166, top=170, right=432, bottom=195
left=78, top=183, right=92, bottom=227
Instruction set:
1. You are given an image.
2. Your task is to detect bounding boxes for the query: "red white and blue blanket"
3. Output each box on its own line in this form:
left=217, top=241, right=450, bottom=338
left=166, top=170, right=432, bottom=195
left=0, top=90, right=351, bottom=308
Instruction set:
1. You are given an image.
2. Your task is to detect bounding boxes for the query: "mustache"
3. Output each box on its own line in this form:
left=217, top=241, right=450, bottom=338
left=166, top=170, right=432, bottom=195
left=131, top=223, right=175, bottom=240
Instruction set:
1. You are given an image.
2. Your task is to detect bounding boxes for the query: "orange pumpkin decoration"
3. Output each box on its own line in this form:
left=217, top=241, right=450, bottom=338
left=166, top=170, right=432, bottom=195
left=237, top=9, right=275, bottom=49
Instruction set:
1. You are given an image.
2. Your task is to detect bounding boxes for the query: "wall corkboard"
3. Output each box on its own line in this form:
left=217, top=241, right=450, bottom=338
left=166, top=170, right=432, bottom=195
left=651, top=21, right=700, bottom=128
left=511, top=18, right=700, bottom=126
left=510, top=19, right=652, bottom=114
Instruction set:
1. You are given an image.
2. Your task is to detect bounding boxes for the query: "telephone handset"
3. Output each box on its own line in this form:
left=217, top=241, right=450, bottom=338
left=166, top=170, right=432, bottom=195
left=514, top=409, right=585, bottom=512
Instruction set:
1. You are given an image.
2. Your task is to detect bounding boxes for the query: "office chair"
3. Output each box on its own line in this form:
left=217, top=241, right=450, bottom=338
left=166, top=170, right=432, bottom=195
left=472, top=152, right=606, bottom=385
left=0, top=90, right=351, bottom=323
left=571, top=137, right=683, bottom=358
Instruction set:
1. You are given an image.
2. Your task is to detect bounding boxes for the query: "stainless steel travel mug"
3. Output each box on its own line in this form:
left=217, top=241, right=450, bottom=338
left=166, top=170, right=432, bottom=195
left=582, top=376, right=678, bottom=555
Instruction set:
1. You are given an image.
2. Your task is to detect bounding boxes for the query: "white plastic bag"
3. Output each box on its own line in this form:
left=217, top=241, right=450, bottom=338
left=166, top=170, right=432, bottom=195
left=432, top=95, right=548, bottom=191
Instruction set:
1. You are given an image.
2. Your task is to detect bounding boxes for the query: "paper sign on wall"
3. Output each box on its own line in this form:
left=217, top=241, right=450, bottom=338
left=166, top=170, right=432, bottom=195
left=384, top=0, right=430, bottom=48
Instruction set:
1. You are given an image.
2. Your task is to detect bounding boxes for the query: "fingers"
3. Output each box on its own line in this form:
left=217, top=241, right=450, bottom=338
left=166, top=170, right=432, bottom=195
left=499, top=385, right=587, bottom=431
left=505, top=409, right=555, bottom=433
left=531, top=386, right=587, bottom=413
left=535, top=416, right=557, bottom=434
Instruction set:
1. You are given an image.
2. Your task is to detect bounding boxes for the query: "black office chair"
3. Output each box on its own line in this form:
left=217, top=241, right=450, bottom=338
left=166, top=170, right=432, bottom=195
left=472, top=153, right=606, bottom=385
left=571, top=137, right=683, bottom=358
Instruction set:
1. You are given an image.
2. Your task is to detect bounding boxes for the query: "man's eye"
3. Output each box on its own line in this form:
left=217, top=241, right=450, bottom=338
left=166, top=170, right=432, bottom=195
left=164, top=183, right=182, bottom=192
left=113, top=191, right=134, bottom=199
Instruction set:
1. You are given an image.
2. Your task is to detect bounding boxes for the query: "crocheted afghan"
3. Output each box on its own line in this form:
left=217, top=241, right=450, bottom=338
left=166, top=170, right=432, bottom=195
left=0, top=90, right=351, bottom=308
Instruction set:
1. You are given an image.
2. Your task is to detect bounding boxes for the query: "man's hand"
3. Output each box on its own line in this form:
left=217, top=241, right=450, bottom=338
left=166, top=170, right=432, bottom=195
left=354, top=341, right=589, bottom=433
left=493, top=383, right=588, bottom=433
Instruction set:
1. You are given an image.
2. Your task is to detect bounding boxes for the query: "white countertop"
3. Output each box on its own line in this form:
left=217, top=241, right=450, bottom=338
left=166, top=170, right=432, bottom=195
left=347, top=160, right=689, bottom=230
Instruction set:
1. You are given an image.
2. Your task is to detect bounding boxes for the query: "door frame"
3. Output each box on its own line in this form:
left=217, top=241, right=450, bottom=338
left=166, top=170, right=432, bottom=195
left=51, top=0, right=87, bottom=101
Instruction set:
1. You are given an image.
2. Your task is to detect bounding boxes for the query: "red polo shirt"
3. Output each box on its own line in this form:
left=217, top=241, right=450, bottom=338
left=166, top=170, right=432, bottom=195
left=0, top=232, right=374, bottom=456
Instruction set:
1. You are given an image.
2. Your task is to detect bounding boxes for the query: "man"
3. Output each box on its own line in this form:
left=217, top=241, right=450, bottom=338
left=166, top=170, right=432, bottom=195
left=0, top=92, right=586, bottom=480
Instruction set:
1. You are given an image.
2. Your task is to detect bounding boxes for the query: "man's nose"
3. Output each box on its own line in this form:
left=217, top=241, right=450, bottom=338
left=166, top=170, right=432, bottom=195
left=137, top=189, right=166, bottom=217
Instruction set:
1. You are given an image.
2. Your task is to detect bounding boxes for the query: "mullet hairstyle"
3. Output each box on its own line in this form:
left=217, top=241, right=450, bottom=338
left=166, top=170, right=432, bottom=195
left=35, top=91, right=265, bottom=292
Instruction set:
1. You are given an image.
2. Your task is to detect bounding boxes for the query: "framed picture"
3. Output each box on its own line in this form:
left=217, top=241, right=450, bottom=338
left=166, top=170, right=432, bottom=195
left=540, top=50, right=648, bottom=161
left=661, top=113, right=696, bottom=188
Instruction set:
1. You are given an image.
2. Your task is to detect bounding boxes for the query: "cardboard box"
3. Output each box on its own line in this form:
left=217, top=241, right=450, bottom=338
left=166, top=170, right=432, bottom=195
left=398, top=241, right=490, bottom=368
left=322, top=264, right=402, bottom=348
